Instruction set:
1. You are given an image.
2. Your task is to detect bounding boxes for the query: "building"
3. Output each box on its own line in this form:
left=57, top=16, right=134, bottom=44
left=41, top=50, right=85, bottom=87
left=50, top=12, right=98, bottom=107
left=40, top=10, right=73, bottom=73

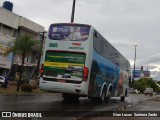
left=0, top=2, right=45, bottom=80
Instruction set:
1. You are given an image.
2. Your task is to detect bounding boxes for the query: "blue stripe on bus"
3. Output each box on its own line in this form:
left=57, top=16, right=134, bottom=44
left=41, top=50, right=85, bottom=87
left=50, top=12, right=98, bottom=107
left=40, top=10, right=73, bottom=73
left=91, top=49, right=120, bottom=96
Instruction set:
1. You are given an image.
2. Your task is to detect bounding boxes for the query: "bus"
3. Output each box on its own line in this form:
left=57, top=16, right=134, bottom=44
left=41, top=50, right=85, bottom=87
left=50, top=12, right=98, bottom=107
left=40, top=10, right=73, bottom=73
left=39, top=23, right=131, bottom=102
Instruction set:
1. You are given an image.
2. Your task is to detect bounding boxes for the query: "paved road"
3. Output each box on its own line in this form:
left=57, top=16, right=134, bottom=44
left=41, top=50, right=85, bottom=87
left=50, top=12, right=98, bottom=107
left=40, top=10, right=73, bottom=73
left=0, top=93, right=157, bottom=111
left=0, top=93, right=159, bottom=120
left=90, top=96, right=160, bottom=120
left=0, top=93, right=126, bottom=112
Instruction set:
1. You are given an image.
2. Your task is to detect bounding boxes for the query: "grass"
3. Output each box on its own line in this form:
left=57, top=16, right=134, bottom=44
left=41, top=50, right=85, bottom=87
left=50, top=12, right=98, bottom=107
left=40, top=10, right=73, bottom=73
left=0, top=83, right=48, bottom=94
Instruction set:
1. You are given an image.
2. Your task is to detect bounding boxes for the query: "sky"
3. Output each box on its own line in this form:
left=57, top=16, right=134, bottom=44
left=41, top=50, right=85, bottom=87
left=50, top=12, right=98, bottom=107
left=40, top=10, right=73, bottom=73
left=0, top=0, right=160, bottom=80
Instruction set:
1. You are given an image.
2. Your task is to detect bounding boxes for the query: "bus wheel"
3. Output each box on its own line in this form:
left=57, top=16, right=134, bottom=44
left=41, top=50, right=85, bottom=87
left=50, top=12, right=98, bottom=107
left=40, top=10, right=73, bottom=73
left=121, top=96, right=125, bottom=102
left=106, top=91, right=111, bottom=103
left=99, top=88, right=107, bottom=103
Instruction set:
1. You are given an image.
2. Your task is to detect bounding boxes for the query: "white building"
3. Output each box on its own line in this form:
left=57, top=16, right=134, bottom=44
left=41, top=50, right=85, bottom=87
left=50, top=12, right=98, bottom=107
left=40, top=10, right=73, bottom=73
left=0, top=3, right=45, bottom=79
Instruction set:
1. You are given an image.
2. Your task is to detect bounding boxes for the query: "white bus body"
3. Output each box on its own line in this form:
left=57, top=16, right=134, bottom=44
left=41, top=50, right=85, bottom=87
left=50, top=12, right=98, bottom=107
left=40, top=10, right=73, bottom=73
left=39, top=23, right=130, bottom=102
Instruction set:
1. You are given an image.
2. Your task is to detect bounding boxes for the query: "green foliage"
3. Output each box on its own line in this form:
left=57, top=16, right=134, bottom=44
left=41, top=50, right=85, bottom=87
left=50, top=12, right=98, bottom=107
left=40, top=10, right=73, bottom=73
left=5, top=35, right=41, bottom=91
left=133, top=78, right=160, bottom=93
left=6, top=35, right=41, bottom=56
left=157, top=81, right=160, bottom=85
left=21, top=84, right=32, bottom=92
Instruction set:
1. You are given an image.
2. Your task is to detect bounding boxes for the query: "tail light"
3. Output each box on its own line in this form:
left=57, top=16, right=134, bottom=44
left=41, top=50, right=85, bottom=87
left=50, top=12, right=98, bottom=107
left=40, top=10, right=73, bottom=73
left=83, top=67, right=89, bottom=81
left=40, top=64, right=44, bottom=77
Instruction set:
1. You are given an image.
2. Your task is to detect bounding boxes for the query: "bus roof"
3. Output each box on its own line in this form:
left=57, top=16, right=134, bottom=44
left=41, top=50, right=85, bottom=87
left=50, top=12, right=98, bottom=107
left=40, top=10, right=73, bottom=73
left=50, top=23, right=91, bottom=27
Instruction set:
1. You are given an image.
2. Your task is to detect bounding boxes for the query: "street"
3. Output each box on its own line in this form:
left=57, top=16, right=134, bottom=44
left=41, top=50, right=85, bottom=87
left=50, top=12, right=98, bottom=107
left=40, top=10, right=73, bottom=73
left=0, top=93, right=159, bottom=120
left=0, top=93, right=157, bottom=111
left=90, top=96, right=160, bottom=120
left=0, top=1, right=160, bottom=120
left=0, top=93, right=124, bottom=112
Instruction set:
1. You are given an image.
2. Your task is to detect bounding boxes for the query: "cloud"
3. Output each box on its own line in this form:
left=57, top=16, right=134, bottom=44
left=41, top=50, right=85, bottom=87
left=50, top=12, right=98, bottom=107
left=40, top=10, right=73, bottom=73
left=136, top=54, right=160, bottom=68
left=152, top=71, right=160, bottom=81
left=1, top=0, right=160, bottom=79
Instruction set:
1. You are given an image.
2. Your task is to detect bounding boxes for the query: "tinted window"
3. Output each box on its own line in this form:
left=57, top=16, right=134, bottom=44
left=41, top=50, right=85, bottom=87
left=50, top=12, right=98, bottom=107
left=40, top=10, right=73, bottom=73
left=93, top=30, right=130, bottom=71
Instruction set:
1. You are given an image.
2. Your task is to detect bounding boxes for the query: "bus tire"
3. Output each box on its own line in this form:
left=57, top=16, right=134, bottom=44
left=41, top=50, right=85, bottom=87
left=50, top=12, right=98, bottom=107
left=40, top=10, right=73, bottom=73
left=121, top=96, right=125, bottom=102
left=106, top=90, right=111, bottom=103
left=99, top=88, right=107, bottom=103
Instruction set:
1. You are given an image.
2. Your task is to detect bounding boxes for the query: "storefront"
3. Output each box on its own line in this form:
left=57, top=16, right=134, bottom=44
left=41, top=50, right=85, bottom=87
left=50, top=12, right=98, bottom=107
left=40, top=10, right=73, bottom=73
left=0, top=33, right=14, bottom=77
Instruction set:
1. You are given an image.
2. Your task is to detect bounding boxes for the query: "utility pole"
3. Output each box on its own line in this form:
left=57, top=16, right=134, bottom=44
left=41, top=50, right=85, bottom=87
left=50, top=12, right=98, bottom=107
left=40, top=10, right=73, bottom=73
left=71, top=0, right=76, bottom=23
left=133, top=44, right=138, bottom=79
left=36, top=31, right=46, bottom=77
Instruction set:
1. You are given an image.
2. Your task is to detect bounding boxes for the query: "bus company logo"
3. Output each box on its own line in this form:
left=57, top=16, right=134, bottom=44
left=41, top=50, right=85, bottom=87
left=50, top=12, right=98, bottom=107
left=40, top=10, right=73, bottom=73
left=68, top=47, right=84, bottom=50
left=49, top=43, right=58, bottom=47
left=72, top=42, right=81, bottom=46
left=2, top=112, right=11, bottom=117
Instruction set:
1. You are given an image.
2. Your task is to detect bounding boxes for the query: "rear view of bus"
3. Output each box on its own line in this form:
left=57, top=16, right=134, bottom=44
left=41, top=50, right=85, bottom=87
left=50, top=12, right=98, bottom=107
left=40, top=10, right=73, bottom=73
left=39, top=23, right=91, bottom=100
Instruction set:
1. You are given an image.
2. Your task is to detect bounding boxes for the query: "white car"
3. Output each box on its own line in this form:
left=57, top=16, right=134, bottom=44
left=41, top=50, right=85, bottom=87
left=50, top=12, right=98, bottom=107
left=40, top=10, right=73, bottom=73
left=0, top=76, right=5, bottom=87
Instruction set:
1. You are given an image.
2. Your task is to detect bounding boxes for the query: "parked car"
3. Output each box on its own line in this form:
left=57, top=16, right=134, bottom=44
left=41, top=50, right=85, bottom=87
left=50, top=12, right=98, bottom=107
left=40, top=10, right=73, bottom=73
left=144, top=88, right=153, bottom=96
left=0, top=76, right=5, bottom=87
left=135, top=89, right=140, bottom=94
left=129, top=88, right=135, bottom=93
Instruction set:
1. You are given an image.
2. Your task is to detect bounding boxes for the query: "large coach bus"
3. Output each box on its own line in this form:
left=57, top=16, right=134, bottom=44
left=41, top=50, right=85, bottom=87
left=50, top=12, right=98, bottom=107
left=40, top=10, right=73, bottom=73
left=39, top=23, right=131, bottom=102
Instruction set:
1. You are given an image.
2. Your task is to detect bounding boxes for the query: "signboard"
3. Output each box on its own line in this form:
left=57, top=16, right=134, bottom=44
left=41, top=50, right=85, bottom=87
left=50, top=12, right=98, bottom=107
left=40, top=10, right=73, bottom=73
left=0, top=44, right=8, bottom=54
left=44, top=51, right=85, bottom=80
left=49, top=25, right=90, bottom=41
left=132, top=70, right=150, bottom=78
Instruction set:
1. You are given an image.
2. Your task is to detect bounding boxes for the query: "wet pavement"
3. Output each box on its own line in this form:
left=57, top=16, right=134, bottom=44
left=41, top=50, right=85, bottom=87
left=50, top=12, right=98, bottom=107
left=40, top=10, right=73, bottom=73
left=0, top=93, right=159, bottom=120
left=89, top=96, right=160, bottom=120
left=0, top=93, right=126, bottom=115
left=0, top=93, right=157, bottom=111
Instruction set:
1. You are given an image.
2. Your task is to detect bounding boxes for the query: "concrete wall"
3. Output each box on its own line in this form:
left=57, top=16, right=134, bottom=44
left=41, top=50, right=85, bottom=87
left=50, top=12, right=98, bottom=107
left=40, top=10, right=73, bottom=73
left=0, top=6, right=45, bottom=77
left=0, top=6, right=45, bottom=33
left=0, top=7, right=19, bottom=29
left=19, top=17, right=45, bottom=33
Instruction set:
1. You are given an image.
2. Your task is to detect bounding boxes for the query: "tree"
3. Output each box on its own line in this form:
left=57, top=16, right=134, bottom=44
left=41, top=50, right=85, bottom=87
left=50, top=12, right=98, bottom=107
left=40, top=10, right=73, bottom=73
left=133, top=78, right=160, bottom=93
left=157, top=81, right=160, bottom=85
left=5, top=35, right=40, bottom=91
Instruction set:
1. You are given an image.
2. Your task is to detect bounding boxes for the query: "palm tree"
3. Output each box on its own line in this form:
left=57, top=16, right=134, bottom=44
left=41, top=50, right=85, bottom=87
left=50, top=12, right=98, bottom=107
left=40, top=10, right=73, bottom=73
left=5, top=35, right=40, bottom=91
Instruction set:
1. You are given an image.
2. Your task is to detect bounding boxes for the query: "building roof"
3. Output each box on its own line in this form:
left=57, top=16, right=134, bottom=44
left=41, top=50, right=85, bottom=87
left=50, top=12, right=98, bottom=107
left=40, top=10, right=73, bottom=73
left=0, top=6, right=45, bottom=32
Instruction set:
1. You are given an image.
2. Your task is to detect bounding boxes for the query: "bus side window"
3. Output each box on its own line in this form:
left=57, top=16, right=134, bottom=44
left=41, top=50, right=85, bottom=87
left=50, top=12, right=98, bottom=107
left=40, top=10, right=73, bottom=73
left=94, top=32, right=98, bottom=38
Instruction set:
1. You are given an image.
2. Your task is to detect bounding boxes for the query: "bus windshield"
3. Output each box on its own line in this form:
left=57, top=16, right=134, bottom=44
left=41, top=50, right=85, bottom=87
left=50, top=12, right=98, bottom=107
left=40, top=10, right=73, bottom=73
left=48, top=24, right=90, bottom=41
